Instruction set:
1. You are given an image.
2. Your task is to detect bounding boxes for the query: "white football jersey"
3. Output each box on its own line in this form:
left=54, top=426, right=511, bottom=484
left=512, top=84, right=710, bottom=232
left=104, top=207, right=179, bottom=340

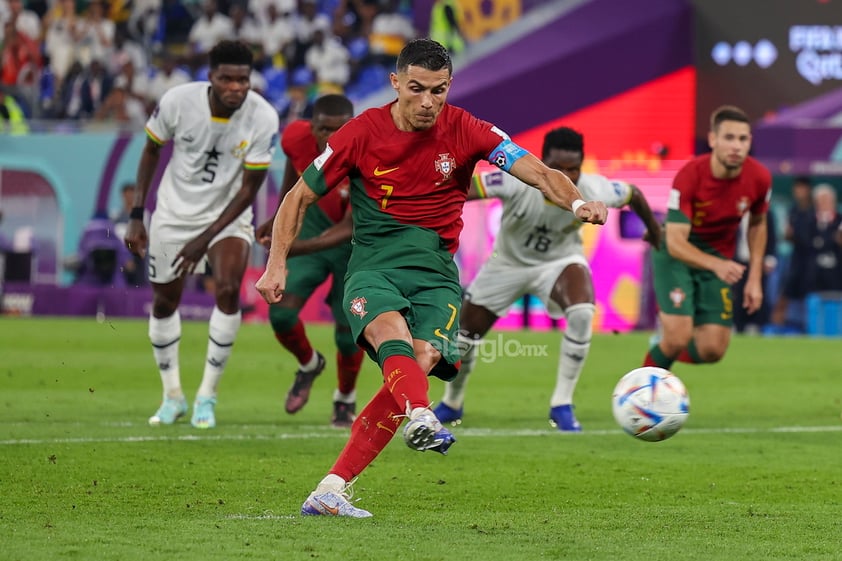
left=145, top=82, right=279, bottom=224
left=477, top=170, right=632, bottom=267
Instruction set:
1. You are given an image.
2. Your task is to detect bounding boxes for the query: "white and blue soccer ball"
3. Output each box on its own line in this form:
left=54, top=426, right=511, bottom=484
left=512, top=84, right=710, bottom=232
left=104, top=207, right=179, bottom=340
left=612, top=367, right=690, bottom=442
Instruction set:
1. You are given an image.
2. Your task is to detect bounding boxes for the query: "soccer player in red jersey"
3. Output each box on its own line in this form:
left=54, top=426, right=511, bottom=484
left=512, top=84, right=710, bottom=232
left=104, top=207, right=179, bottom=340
left=256, top=38, right=608, bottom=517
left=254, top=94, right=365, bottom=428
left=643, top=105, right=772, bottom=370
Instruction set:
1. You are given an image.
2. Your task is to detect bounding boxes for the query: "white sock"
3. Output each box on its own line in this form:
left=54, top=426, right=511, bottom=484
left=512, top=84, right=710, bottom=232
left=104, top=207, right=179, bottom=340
left=550, top=303, right=593, bottom=407
left=315, top=473, right=346, bottom=494
left=333, top=389, right=356, bottom=403
left=196, top=307, right=242, bottom=398
left=440, top=333, right=479, bottom=409
left=148, top=311, right=182, bottom=399
left=299, top=350, right=320, bottom=372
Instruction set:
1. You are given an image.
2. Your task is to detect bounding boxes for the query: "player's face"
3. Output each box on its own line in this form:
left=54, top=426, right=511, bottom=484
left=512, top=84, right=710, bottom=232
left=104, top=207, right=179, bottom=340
left=543, top=148, right=583, bottom=185
left=390, top=65, right=451, bottom=131
left=311, top=113, right=351, bottom=151
left=708, top=120, right=751, bottom=172
left=209, top=64, right=251, bottom=112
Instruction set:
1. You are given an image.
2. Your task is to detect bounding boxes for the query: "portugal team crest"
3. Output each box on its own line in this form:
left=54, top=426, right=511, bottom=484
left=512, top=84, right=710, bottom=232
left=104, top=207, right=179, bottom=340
left=669, top=287, right=686, bottom=308
left=435, top=153, right=456, bottom=182
left=349, top=297, right=368, bottom=318
left=736, top=196, right=750, bottom=214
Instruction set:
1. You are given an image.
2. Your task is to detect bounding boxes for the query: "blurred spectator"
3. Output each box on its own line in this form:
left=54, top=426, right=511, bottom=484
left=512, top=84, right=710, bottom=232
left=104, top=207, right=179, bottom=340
left=56, top=60, right=109, bottom=119
left=146, top=52, right=191, bottom=105
left=771, top=176, right=814, bottom=331
left=332, top=0, right=378, bottom=42
left=278, top=66, right=313, bottom=128
left=44, top=0, right=80, bottom=85
left=429, top=0, right=465, bottom=55
left=260, top=2, right=295, bottom=67
left=805, top=184, right=842, bottom=294
left=250, top=67, right=268, bottom=97
left=733, top=211, right=777, bottom=334
left=126, top=0, right=163, bottom=47
left=188, top=0, right=234, bottom=62
left=155, top=0, right=194, bottom=47
left=0, top=20, right=41, bottom=90
left=107, top=28, right=148, bottom=78
left=229, top=2, right=261, bottom=47
left=368, top=0, right=414, bottom=64
left=304, top=20, right=350, bottom=89
left=75, top=0, right=115, bottom=67
left=289, top=0, right=331, bottom=68
left=0, top=0, right=42, bottom=43
left=94, top=73, right=148, bottom=127
left=250, top=0, right=295, bottom=27
left=0, top=85, right=29, bottom=133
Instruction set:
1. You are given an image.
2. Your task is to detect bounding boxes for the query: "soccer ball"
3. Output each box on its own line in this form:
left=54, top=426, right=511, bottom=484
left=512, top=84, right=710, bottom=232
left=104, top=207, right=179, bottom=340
left=612, top=367, right=689, bottom=442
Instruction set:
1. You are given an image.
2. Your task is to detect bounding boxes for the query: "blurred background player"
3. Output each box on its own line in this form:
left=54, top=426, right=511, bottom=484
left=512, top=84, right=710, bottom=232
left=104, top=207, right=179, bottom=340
left=642, top=105, right=771, bottom=370
left=255, top=93, right=364, bottom=428
left=256, top=38, right=607, bottom=517
left=434, top=127, right=661, bottom=431
left=125, top=40, right=279, bottom=429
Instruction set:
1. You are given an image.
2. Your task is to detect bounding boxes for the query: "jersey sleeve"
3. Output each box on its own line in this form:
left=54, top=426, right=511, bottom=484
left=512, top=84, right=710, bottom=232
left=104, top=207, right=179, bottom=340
left=666, top=164, right=695, bottom=225
left=301, top=118, right=360, bottom=196
left=473, top=168, right=523, bottom=201
left=580, top=175, right=633, bottom=208
left=244, top=103, right=279, bottom=171
left=144, top=89, right=178, bottom=145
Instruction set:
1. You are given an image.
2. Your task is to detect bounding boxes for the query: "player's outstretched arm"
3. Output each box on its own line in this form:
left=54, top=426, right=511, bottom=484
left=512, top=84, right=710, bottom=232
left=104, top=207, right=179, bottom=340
left=743, top=213, right=768, bottom=313
left=256, top=177, right=320, bottom=303
left=507, top=153, right=607, bottom=224
left=628, top=184, right=662, bottom=248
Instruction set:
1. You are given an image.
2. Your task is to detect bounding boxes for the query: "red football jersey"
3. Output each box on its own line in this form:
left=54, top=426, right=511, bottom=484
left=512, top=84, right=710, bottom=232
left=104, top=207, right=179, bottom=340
left=667, top=153, right=771, bottom=258
left=281, top=119, right=348, bottom=223
left=304, top=102, right=508, bottom=252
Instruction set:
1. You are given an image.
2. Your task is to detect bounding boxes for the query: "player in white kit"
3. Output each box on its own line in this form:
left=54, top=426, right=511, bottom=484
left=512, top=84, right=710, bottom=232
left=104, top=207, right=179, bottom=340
left=124, top=40, right=280, bottom=428
left=434, top=127, right=662, bottom=431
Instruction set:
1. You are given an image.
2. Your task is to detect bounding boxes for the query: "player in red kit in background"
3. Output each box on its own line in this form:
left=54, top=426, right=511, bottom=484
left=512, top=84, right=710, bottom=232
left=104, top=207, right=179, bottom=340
left=643, top=105, right=772, bottom=370
left=255, top=94, right=364, bottom=427
left=256, top=38, right=608, bottom=517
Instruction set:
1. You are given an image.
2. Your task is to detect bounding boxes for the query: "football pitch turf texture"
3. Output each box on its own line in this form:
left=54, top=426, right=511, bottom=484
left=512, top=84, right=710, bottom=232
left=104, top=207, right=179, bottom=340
left=2, top=317, right=840, bottom=560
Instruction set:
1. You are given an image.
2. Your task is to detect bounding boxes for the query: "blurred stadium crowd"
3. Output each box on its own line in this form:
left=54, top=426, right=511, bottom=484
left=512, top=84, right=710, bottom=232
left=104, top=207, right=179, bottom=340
left=0, top=0, right=419, bottom=128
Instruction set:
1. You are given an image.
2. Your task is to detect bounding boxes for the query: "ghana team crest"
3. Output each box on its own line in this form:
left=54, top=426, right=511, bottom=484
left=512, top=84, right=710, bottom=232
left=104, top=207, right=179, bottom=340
left=349, top=297, right=368, bottom=318
left=435, top=153, right=456, bottom=182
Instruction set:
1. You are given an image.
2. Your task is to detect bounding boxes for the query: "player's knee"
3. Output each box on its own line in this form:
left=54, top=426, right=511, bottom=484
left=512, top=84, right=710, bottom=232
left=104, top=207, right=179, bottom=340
left=213, top=278, right=241, bottom=307
left=564, top=303, right=595, bottom=342
left=151, top=295, right=178, bottom=318
left=268, top=304, right=298, bottom=333
left=697, top=344, right=726, bottom=363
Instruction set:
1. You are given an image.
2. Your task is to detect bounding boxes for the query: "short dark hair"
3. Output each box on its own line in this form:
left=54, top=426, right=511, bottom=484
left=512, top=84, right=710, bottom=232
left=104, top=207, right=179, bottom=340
left=397, top=38, right=452, bottom=74
left=542, top=127, right=584, bottom=159
left=209, top=40, right=253, bottom=69
left=710, top=105, right=749, bottom=131
left=313, top=94, right=354, bottom=117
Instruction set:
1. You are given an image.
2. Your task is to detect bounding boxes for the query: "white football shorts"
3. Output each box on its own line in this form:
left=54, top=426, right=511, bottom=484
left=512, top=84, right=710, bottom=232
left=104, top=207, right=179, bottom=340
left=147, top=211, right=255, bottom=284
left=465, top=253, right=589, bottom=319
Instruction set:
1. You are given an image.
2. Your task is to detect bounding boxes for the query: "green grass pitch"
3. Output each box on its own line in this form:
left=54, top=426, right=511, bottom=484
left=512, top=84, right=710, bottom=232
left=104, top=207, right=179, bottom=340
left=2, top=317, right=841, bottom=560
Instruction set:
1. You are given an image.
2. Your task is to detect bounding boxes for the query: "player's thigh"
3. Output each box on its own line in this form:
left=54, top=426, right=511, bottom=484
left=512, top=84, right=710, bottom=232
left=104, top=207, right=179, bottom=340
left=693, top=272, right=734, bottom=328
left=343, top=270, right=412, bottom=358
left=147, top=213, right=207, bottom=284
left=405, top=271, right=463, bottom=366
left=531, top=254, right=591, bottom=318
left=465, top=258, right=530, bottom=318
left=652, top=248, right=695, bottom=318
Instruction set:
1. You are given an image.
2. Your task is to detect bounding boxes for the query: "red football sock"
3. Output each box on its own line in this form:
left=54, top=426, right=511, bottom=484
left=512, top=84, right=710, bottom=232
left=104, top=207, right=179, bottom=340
left=382, top=354, right=429, bottom=411
left=329, top=384, right=403, bottom=481
left=274, top=319, right=314, bottom=365
left=337, top=349, right=365, bottom=395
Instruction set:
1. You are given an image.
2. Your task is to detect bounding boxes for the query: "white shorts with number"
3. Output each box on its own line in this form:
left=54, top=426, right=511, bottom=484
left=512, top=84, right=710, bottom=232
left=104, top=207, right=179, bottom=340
left=147, top=211, right=255, bottom=284
left=465, top=254, right=589, bottom=319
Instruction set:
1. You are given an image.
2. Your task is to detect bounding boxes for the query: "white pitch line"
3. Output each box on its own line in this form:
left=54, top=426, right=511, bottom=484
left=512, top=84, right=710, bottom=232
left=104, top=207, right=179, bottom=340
left=1, top=425, right=840, bottom=446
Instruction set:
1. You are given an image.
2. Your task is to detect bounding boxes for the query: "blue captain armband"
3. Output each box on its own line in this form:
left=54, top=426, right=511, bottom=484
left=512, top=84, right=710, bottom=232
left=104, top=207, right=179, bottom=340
left=488, top=139, right=528, bottom=172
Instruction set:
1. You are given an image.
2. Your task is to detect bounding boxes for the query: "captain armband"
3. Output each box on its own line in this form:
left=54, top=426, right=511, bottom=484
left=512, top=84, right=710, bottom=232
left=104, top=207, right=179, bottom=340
left=488, top=139, right=528, bottom=172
